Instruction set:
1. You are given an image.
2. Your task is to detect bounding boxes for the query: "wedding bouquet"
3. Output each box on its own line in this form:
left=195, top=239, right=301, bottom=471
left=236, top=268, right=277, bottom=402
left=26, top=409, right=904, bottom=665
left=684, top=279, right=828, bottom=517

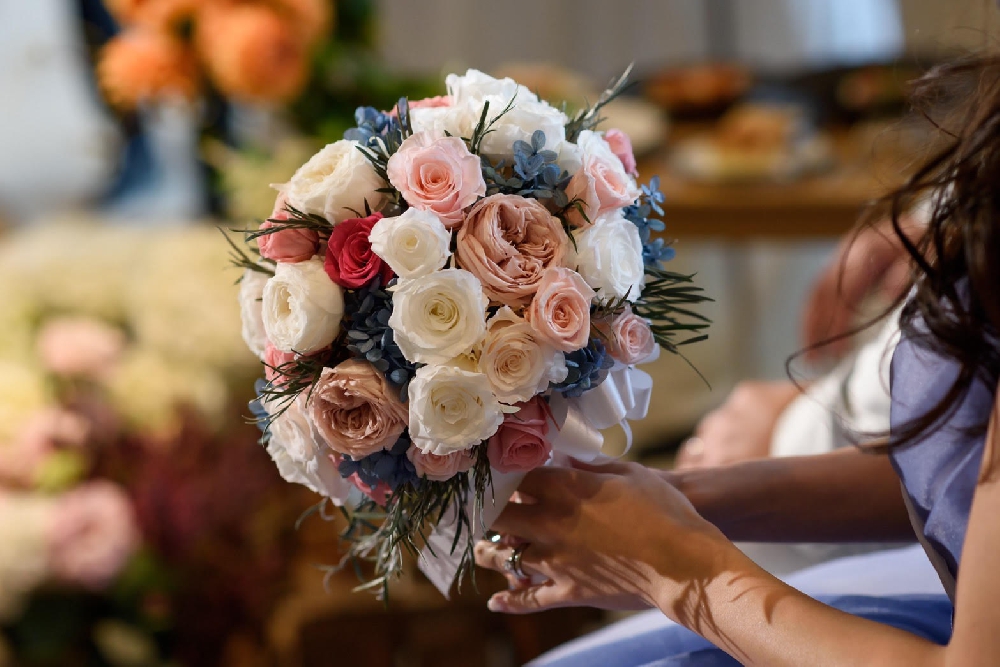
left=235, top=68, right=709, bottom=596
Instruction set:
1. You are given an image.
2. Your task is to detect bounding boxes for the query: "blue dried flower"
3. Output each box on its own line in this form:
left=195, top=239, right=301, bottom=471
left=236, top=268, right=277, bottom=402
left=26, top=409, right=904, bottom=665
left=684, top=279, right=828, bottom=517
left=344, top=106, right=402, bottom=148
left=552, top=338, right=614, bottom=398
left=483, top=130, right=570, bottom=206
left=249, top=378, right=271, bottom=435
left=624, top=176, right=674, bottom=267
left=337, top=436, right=419, bottom=491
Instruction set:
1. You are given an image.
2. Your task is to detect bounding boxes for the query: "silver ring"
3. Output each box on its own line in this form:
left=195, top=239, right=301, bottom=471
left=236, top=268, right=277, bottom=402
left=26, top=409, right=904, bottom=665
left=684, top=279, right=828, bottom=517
left=504, top=543, right=529, bottom=579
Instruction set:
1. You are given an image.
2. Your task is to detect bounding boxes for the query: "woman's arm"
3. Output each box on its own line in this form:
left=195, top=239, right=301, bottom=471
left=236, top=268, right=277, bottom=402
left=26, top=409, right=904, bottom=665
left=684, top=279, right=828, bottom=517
left=668, top=446, right=915, bottom=543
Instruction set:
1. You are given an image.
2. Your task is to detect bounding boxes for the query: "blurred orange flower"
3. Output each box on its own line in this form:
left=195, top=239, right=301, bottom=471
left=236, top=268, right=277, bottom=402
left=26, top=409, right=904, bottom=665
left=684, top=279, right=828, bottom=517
left=104, top=0, right=203, bottom=30
left=97, top=30, right=200, bottom=110
left=197, top=4, right=308, bottom=103
left=269, top=0, right=335, bottom=48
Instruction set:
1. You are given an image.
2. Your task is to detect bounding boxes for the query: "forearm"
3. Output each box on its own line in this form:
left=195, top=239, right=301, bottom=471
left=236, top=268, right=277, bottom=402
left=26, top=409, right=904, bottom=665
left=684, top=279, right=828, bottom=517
left=651, top=541, right=945, bottom=667
left=666, top=448, right=915, bottom=542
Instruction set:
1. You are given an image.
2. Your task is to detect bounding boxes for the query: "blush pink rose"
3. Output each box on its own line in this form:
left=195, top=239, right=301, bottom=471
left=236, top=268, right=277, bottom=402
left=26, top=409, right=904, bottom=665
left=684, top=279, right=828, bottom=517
left=609, top=308, right=657, bottom=365
left=38, top=316, right=125, bottom=379
left=324, top=213, right=394, bottom=289
left=406, top=447, right=475, bottom=481
left=564, top=132, right=641, bottom=227
left=257, top=194, right=320, bottom=263
left=47, top=481, right=141, bottom=590
left=487, top=397, right=552, bottom=473
left=386, top=132, right=486, bottom=228
left=525, top=267, right=595, bottom=352
left=387, top=95, right=452, bottom=116
left=457, top=194, right=569, bottom=307
left=604, top=129, right=639, bottom=177
left=308, top=360, right=408, bottom=460
left=264, top=343, right=297, bottom=385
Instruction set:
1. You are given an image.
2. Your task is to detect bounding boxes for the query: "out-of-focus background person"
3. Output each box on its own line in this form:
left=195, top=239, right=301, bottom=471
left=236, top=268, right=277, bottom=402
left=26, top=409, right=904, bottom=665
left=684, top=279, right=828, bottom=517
left=0, top=0, right=995, bottom=665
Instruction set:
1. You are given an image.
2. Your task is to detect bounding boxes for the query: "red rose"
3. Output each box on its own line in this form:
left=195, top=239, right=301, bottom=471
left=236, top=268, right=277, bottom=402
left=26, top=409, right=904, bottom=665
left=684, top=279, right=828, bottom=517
left=323, top=213, right=393, bottom=289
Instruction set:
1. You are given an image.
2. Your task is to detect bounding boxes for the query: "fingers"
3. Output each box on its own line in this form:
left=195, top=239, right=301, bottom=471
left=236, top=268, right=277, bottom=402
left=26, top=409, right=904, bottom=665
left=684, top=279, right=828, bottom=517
left=474, top=539, right=551, bottom=580
left=488, top=581, right=568, bottom=614
left=490, top=501, right=549, bottom=540
left=674, top=436, right=706, bottom=470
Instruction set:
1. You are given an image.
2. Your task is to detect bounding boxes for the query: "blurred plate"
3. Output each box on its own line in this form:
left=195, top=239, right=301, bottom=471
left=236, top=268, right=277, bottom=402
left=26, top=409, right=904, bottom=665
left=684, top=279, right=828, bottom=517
left=601, top=97, right=668, bottom=156
left=670, top=133, right=834, bottom=184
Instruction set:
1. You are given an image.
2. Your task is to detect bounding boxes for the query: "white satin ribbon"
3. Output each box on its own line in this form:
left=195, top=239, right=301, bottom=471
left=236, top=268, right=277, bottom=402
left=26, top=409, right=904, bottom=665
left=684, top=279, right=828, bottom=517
left=418, top=355, right=658, bottom=598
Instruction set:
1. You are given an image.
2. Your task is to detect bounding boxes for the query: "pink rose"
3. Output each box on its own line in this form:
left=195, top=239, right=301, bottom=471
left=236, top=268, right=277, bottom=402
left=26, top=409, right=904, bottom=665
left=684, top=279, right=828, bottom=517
left=308, top=360, right=408, bottom=460
left=406, top=447, right=475, bottom=481
left=487, top=397, right=552, bottom=473
left=564, top=131, right=641, bottom=227
left=456, top=194, right=569, bottom=307
left=257, top=194, right=320, bottom=263
left=37, top=316, right=124, bottom=379
left=0, top=409, right=89, bottom=487
left=525, top=268, right=595, bottom=352
left=386, top=132, right=486, bottom=228
left=386, top=95, right=452, bottom=116
left=48, top=482, right=141, bottom=590
left=609, top=308, right=657, bottom=365
left=604, top=129, right=639, bottom=177
left=324, top=213, right=393, bottom=289
left=264, top=343, right=297, bottom=385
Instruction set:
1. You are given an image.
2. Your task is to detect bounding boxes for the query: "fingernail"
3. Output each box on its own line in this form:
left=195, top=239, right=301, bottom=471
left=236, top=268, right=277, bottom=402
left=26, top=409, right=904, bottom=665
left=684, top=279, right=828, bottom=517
left=487, top=597, right=504, bottom=612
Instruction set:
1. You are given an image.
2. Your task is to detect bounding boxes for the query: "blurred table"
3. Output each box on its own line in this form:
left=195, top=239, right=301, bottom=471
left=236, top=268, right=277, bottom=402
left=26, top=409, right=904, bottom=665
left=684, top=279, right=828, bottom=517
left=638, top=124, right=917, bottom=240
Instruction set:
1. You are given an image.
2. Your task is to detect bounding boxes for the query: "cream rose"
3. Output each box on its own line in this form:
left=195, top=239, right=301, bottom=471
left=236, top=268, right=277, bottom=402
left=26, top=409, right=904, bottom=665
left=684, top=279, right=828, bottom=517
left=308, top=360, right=408, bottom=460
left=525, top=267, right=595, bottom=353
left=368, top=208, right=451, bottom=279
left=386, top=132, right=485, bottom=227
left=571, top=213, right=645, bottom=303
left=262, top=257, right=344, bottom=353
left=265, top=395, right=353, bottom=503
left=456, top=194, right=569, bottom=308
left=284, top=140, right=385, bottom=224
left=238, top=269, right=269, bottom=359
left=388, top=269, right=488, bottom=365
left=407, top=365, right=505, bottom=454
left=479, top=307, right=567, bottom=404
left=406, top=447, right=475, bottom=481
left=564, top=130, right=641, bottom=227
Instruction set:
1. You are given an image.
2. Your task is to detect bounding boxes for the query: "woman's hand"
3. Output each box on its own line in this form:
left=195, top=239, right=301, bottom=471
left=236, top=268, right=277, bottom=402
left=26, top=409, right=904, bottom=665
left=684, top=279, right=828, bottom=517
left=474, top=460, right=736, bottom=615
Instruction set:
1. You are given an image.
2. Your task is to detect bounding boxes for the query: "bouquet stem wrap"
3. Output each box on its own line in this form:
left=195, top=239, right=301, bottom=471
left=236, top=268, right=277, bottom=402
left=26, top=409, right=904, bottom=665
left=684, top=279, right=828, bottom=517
left=418, top=355, right=657, bottom=597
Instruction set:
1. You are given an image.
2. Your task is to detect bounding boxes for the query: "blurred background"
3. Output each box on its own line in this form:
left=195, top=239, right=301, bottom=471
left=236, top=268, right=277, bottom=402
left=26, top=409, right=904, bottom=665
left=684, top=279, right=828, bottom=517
left=0, top=0, right=993, bottom=665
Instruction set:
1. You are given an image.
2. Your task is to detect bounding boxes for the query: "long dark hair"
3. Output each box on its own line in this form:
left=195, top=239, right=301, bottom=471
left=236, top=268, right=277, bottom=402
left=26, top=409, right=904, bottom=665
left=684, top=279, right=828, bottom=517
left=875, top=55, right=1000, bottom=447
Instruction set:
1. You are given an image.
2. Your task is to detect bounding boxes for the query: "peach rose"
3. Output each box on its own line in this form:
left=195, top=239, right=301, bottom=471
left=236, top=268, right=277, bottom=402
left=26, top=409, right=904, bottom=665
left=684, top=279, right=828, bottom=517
left=257, top=195, right=319, bottom=263
left=38, top=316, right=125, bottom=380
left=604, top=129, right=639, bottom=177
left=386, top=132, right=486, bottom=228
left=406, top=447, right=475, bottom=481
left=97, top=30, right=199, bottom=110
left=456, top=194, right=569, bottom=307
left=564, top=131, right=641, bottom=227
left=308, top=360, right=408, bottom=460
left=525, top=268, right=595, bottom=352
left=197, top=4, right=308, bottom=103
left=609, top=308, right=657, bottom=365
left=487, top=397, right=552, bottom=473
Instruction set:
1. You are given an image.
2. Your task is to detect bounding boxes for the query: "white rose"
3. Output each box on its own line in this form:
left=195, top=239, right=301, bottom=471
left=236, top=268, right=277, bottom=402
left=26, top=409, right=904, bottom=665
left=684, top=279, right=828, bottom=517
left=284, top=140, right=385, bottom=224
left=479, top=307, right=566, bottom=404
left=408, top=365, right=504, bottom=454
left=388, top=268, right=488, bottom=365
left=571, top=213, right=645, bottom=303
left=446, top=69, right=531, bottom=106
left=265, top=396, right=353, bottom=504
left=475, top=96, right=568, bottom=158
left=410, top=106, right=464, bottom=139
left=238, top=269, right=269, bottom=359
left=368, top=208, right=451, bottom=279
left=262, top=257, right=344, bottom=353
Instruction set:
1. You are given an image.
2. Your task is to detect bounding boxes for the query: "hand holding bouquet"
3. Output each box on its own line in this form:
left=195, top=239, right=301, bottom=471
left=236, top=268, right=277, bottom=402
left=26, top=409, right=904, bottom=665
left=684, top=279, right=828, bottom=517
left=234, top=68, right=709, bottom=596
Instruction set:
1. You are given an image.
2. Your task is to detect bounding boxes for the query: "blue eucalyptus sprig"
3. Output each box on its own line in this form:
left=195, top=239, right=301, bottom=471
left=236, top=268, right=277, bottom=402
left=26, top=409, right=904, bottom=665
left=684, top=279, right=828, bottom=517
left=551, top=337, right=614, bottom=398
left=481, top=130, right=572, bottom=207
left=348, top=100, right=412, bottom=214
left=624, top=176, right=676, bottom=266
left=337, top=436, right=419, bottom=492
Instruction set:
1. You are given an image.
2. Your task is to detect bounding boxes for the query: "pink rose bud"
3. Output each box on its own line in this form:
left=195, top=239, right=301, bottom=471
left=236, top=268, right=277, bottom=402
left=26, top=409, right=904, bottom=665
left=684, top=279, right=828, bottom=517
left=407, top=447, right=475, bottom=481
left=257, top=196, right=320, bottom=263
left=604, top=128, right=639, bottom=177
left=609, top=308, right=657, bottom=365
left=263, top=343, right=297, bottom=385
left=487, top=397, right=553, bottom=474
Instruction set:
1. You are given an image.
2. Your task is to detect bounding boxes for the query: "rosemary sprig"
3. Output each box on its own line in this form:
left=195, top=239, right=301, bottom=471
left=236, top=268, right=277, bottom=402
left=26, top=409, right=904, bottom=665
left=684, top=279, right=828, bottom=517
left=220, top=227, right=274, bottom=276
left=565, top=64, right=634, bottom=142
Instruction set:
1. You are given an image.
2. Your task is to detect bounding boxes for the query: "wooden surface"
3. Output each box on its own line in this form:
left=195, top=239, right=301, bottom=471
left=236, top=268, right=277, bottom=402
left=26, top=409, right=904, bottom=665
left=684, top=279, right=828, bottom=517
left=638, top=124, right=919, bottom=240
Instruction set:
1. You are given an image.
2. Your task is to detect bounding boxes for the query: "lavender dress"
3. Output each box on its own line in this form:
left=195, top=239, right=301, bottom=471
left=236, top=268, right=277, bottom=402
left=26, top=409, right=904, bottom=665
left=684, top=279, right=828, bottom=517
left=529, top=327, right=984, bottom=666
